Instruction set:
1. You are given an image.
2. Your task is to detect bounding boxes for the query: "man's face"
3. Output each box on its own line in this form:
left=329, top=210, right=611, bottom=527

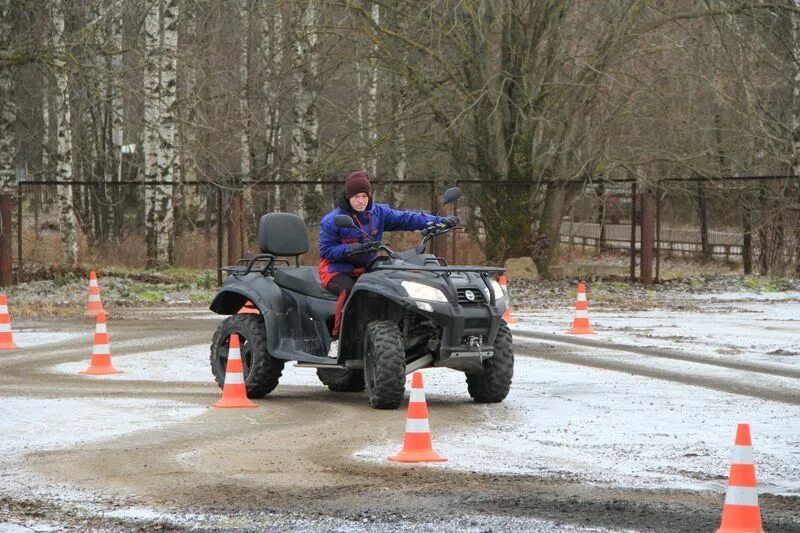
left=349, top=192, right=369, bottom=212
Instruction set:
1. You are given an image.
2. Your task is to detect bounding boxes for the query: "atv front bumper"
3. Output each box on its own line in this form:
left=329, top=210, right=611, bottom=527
left=406, top=297, right=507, bottom=370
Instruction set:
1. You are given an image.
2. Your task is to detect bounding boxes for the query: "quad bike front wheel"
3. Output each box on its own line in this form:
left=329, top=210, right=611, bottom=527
left=465, top=320, right=514, bottom=403
left=364, top=320, right=406, bottom=409
left=210, top=313, right=285, bottom=398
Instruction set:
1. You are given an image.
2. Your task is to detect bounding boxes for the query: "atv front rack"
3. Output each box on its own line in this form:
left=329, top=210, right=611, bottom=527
left=374, top=264, right=505, bottom=274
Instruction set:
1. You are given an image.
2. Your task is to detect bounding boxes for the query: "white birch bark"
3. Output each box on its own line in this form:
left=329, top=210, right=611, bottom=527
left=0, top=0, right=16, bottom=194
left=365, top=2, right=379, bottom=178
left=262, top=9, right=283, bottom=208
left=792, top=0, right=800, bottom=177
left=111, top=0, right=124, bottom=153
left=238, top=0, right=251, bottom=181
left=52, top=0, right=79, bottom=264
left=143, top=0, right=177, bottom=266
left=290, top=1, right=320, bottom=215
left=143, top=0, right=160, bottom=261
left=155, top=0, right=178, bottom=265
left=41, top=76, right=50, bottom=175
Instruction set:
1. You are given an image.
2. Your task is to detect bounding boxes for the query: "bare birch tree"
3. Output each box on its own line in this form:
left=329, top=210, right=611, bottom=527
left=144, top=0, right=178, bottom=266
left=0, top=0, right=16, bottom=194
left=290, top=1, right=320, bottom=219
left=52, top=0, right=79, bottom=264
left=261, top=6, right=284, bottom=209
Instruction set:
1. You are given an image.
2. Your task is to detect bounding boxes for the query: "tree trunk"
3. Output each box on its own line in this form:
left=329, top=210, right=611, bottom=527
left=0, top=0, right=14, bottom=283
left=290, top=2, right=320, bottom=219
left=792, top=0, right=800, bottom=275
left=143, top=1, right=160, bottom=263
left=52, top=0, right=78, bottom=265
left=533, top=183, right=568, bottom=277
left=155, top=0, right=178, bottom=265
left=261, top=8, right=283, bottom=210
left=144, top=0, right=178, bottom=267
left=238, top=0, right=252, bottom=256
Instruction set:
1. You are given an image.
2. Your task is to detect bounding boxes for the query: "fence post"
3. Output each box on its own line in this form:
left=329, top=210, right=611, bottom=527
left=655, top=183, right=661, bottom=283
left=629, top=182, right=637, bottom=282
left=0, top=192, right=12, bottom=286
left=640, top=188, right=655, bottom=286
left=216, top=185, right=223, bottom=286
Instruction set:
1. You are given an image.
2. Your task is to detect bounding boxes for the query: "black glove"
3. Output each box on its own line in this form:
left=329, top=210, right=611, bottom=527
left=441, top=216, right=460, bottom=228
left=347, top=242, right=372, bottom=255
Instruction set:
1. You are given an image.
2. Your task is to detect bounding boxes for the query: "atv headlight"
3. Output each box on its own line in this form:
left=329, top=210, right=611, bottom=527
left=490, top=280, right=505, bottom=300
left=401, top=281, right=449, bottom=302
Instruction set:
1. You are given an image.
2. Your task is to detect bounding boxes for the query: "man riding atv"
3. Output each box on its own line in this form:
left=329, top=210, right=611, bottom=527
left=319, top=170, right=458, bottom=358
left=209, top=182, right=514, bottom=409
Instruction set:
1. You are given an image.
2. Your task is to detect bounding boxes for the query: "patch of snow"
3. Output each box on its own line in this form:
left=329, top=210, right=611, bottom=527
left=0, top=398, right=205, bottom=459
left=7, top=330, right=84, bottom=349
left=356, top=356, right=800, bottom=495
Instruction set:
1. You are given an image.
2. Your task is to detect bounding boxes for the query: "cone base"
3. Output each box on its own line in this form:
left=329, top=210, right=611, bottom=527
left=211, top=396, right=258, bottom=409
left=80, top=366, right=123, bottom=375
left=568, top=326, right=596, bottom=335
left=0, top=341, right=18, bottom=350
left=388, top=449, right=448, bottom=463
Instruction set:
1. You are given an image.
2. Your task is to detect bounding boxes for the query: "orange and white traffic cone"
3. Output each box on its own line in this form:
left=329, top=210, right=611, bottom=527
left=212, top=333, right=257, bottom=409
left=498, top=275, right=518, bottom=324
left=238, top=301, right=260, bottom=314
left=85, top=270, right=107, bottom=317
left=716, top=423, right=764, bottom=533
left=388, top=371, right=447, bottom=463
left=567, top=282, right=596, bottom=334
left=0, top=294, right=18, bottom=350
left=80, top=312, right=122, bottom=375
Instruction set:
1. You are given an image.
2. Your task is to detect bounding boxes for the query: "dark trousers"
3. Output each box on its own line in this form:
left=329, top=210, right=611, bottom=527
left=325, top=274, right=357, bottom=339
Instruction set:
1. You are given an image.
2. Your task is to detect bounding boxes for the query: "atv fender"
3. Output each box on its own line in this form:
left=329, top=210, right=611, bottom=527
left=209, top=273, right=289, bottom=358
left=338, top=286, right=407, bottom=362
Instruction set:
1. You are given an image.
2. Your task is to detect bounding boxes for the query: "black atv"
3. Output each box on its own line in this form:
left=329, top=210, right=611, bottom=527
left=209, top=187, right=514, bottom=409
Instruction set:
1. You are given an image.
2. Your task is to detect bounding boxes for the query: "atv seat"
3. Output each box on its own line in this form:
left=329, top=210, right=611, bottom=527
left=275, top=267, right=338, bottom=301
left=259, top=212, right=337, bottom=301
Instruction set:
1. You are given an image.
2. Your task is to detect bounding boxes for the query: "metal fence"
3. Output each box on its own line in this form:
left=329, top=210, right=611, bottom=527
left=7, top=176, right=798, bottom=283
left=10, top=179, right=441, bottom=283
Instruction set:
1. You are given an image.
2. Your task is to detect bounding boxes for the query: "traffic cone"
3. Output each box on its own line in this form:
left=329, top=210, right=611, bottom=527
left=388, top=371, right=447, bottom=463
left=238, top=301, right=260, bottom=314
left=498, top=275, right=518, bottom=324
left=212, top=333, right=257, bottom=409
left=80, top=312, right=122, bottom=375
left=567, top=282, right=596, bottom=334
left=0, top=294, right=18, bottom=350
left=716, top=423, right=764, bottom=533
left=84, top=270, right=107, bottom=317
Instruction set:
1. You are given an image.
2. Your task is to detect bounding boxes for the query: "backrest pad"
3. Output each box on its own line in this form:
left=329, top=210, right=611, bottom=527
left=258, top=212, right=310, bottom=256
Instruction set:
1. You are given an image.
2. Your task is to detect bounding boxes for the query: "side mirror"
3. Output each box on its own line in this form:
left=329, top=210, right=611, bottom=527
left=334, top=214, right=355, bottom=228
left=443, top=187, right=462, bottom=205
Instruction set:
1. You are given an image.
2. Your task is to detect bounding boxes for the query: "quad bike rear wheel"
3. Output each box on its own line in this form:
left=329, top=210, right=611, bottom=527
left=465, top=320, right=514, bottom=403
left=210, top=313, right=285, bottom=398
left=364, top=320, right=406, bottom=409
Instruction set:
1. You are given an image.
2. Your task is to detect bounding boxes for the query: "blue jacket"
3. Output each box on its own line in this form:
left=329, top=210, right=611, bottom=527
left=319, top=194, right=444, bottom=286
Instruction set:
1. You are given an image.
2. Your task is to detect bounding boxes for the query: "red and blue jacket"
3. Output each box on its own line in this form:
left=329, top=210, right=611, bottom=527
left=318, top=194, right=445, bottom=287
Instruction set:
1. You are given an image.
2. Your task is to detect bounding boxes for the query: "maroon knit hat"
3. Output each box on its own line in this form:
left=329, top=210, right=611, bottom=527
left=345, top=170, right=372, bottom=199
